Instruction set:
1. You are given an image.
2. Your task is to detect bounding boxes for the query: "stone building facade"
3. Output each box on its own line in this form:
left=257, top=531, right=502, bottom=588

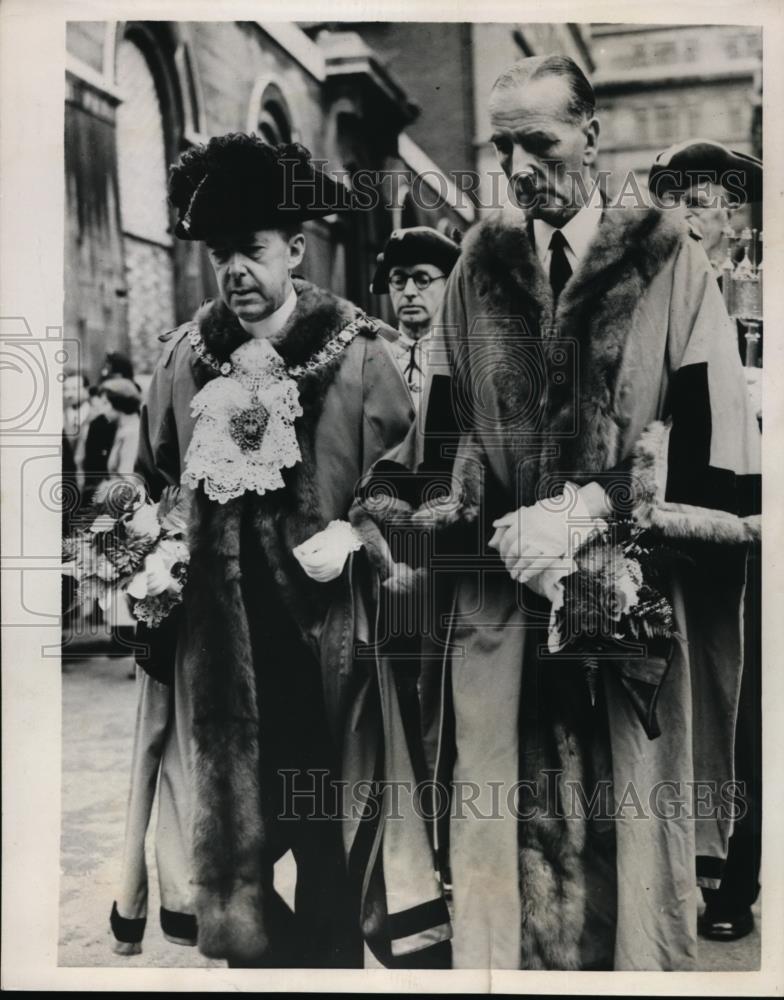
left=65, top=21, right=762, bottom=379
left=65, top=20, right=472, bottom=379
left=590, top=23, right=762, bottom=199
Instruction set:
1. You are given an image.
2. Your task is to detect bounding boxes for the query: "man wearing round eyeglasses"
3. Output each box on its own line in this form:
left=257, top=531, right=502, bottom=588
left=371, top=227, right=461, bottom=404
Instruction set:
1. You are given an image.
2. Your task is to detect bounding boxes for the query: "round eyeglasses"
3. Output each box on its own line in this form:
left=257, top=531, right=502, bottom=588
left=388, top=270, right=446, bottom=291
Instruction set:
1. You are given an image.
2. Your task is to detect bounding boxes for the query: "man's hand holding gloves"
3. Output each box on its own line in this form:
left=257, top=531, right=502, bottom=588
left=489, top=482, right=609, bottom=601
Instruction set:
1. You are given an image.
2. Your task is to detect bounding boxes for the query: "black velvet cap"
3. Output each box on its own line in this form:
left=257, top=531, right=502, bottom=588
left=371, top=227, right=461, bottom=294
left=648, top=140, right=762, bottom=206
left=168, top=133, right=349, bottom=240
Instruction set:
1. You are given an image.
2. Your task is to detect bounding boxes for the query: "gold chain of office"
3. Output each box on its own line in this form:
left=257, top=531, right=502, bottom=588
left=187, top=314, right=376, bottom=381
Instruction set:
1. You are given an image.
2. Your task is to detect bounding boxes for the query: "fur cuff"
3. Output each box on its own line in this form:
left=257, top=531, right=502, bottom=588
left=629, top=421, right=760, bottom=544
left=349, top=501, right=400, bottom=578
left=349, top=501, right=427, bottom=595
left=349, top=438, right=483, bottom=592
left=411, top=432, right=483, bottom=529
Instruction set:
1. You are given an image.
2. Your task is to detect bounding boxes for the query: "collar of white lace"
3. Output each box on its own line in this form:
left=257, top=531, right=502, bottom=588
left=182, top=316, right=372, bottom=503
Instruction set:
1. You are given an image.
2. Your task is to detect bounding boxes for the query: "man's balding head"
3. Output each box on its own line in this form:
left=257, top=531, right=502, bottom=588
left=489, top=55, right=600, bottom=225
left=490, top=55, right=595, bottom=126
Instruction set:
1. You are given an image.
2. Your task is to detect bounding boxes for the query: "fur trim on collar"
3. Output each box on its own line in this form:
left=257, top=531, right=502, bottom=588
left=195, top=276, right=364, bottom=369
left=462, top=202, right=682, bottom=334
left=460, top=204, right=684, bottom=499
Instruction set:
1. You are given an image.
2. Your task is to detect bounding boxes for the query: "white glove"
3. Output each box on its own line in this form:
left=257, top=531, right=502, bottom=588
left=524, top=561, right=575, bottom=603
left=292, top=520, right=363, bottom=583
left=489, top=483, right=605, bottom=584
left=126, top=550, right=172, bottom=600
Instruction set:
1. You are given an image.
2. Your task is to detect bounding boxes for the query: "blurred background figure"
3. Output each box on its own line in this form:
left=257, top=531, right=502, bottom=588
left=62, top=369, right=90, bottom=530
left=99, top=377, right=142, bottom=479
left=78, top=353, right=142, bottom=505
left=100, top=350, right=142, bottom=391
left=370, top=227, right=461, bottom=405
left=62, top=351, right=145, bottom=644
left=648, top=140, right=763, bottom=361
left=76, top=386, right=114, bottom=506
left=63, top=369, right=91, bottom=438
left=681, top=181, right=733, bottom=267
left=62, top=370, right=90, bottom=627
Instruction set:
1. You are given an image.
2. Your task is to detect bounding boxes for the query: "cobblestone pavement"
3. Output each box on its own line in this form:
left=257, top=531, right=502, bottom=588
left=59, top=654, right=760, bottom=971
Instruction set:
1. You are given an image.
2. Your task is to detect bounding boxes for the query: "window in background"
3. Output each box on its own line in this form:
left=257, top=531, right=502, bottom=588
left=654, top=105, right=676, bottom=142
left=115, top=36, right=176, bottom=375
left=257, top=83, right=293, bottom=145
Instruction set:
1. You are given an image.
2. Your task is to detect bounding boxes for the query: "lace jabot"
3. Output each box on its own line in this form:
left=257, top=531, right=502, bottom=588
left=182, top=337, right=303, bottom=503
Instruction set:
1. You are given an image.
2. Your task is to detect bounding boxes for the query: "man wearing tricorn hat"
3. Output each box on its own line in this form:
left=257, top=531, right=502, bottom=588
left=109, top=133, right=428, bottom=967
left=370, top=226, right=461, bottom=405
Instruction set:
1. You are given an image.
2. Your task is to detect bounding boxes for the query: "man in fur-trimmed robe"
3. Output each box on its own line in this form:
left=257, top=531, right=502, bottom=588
left=109, top=134, right=452, bottom=967
left=347, top=56, right=761, bottom=970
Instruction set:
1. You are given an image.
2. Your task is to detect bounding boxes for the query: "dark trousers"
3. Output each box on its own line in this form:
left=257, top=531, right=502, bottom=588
left=702, top=548, right=762, bottom=916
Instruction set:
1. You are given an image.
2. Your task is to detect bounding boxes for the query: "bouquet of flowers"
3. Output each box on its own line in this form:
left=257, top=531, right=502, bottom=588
left=63, top=480, right=190, bottom=628
left=546, top=520, right=678, bottom=704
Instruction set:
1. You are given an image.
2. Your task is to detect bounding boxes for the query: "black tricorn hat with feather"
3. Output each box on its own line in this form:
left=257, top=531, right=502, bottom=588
left=168, top=133, right=349, bottom=240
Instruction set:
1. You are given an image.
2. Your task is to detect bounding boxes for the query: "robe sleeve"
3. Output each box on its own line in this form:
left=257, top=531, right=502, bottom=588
left=132, top=331, right=187, bottom=686
left=135, top=340, right=183, bottom=502
left=624, top=236, right=760, bottom=867
left=359, top=332, right=415, bottom=473
left=630, top=233, right=761, bottom=543
left=349, top=268, right=484, bottom=588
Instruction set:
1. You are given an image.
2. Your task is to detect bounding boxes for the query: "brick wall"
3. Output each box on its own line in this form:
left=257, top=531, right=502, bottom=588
left=188, top=22, right=328, bottom=156
left=346, top=22, right=477, bottom=179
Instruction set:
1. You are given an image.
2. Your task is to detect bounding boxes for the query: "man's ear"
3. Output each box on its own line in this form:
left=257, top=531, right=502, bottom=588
left=288, top=232, right=306, bottom=270
left=583, top=117, right=600, bottom=166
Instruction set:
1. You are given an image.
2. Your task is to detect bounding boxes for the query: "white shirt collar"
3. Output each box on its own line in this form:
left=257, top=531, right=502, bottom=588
left=240, top=284, right=297, bottom=340
left=532, top=183, right=603, bottom=268
left=396, top=328, right=432, bottom=350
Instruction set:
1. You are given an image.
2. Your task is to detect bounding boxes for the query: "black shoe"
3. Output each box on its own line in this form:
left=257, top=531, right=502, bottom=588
left=698, top=907, right=754, bottom=941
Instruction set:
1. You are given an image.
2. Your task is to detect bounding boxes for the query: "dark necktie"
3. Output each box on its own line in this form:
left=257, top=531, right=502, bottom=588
left=549, top=228, right=572, bottom=304
left=403, top=341, right=422, bottom=392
